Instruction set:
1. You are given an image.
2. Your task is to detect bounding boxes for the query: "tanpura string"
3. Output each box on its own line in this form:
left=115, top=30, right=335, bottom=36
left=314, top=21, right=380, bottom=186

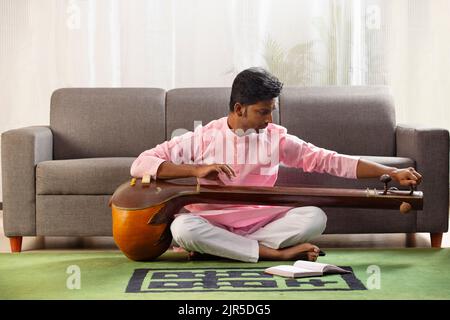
left=196, top=177, right=201, bottom=192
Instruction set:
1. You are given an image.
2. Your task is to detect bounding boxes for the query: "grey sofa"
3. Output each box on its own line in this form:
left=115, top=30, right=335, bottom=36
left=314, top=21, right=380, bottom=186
left=2, top=86, right=449, bottom=252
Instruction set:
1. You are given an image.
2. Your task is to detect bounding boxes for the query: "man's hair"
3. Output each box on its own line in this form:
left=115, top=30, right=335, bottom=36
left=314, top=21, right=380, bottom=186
left=229, top=67, right=283, bottom=112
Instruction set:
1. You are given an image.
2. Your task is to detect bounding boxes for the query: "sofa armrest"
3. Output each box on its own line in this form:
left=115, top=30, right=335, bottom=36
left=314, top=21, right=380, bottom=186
left=396, top=124, right=449, bottom=232
left=1, top=126, right=53, bottom=236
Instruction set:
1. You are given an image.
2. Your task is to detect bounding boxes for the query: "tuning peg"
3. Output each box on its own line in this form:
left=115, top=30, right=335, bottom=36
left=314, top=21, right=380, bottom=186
left=409, top=184, right=416, bottom=196
left=380, top=174, right=391, bottom=195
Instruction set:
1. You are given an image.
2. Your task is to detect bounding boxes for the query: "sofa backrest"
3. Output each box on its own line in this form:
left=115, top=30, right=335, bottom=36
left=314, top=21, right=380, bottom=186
left=49, top=86, right=395, bottom=159
left=50, top=88, right=166, bottom=159
left=166, top=87, right=280, bottom=139
left=280, top=86, right=396, bottom=156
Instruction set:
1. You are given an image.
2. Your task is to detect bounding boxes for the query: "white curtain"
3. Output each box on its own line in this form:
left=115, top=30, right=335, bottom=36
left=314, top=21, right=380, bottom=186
left=1, top=0, right=450, bottom=199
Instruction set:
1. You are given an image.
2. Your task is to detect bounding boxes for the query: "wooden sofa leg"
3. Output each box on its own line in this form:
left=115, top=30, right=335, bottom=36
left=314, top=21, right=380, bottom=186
left=430, top=233, right=443, bottom=248
left=9, top=236, right=23, bottom=253
left=406, top=233, right=416, bottom=247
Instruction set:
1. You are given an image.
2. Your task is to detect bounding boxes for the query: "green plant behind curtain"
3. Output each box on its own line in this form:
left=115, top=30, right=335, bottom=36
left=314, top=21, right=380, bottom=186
left=263, top=1, right=351, bottom=86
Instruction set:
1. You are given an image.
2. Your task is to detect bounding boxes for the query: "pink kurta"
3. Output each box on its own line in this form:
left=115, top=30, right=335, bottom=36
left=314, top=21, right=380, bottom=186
left=130, top=117, right=360, bottom=235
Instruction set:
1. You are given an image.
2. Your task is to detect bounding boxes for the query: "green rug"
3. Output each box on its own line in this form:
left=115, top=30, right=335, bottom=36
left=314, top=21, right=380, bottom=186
left=0, top=248, right=449, bottom=300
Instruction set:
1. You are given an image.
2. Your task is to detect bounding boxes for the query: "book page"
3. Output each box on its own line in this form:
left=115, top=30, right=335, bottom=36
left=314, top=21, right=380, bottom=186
left=322, top=265, right=351, bottom=274
left=293, top=260, right=351, bottom=274
left=265, top=265, right=321, bottom=277
left=293, top=260, right=329, bottom=272
left=270, top=265, right=316, bottom=273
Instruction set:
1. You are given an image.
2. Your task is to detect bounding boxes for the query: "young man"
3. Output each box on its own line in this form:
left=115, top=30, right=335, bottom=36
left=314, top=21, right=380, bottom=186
left=130, top=67, right=422, bottom=263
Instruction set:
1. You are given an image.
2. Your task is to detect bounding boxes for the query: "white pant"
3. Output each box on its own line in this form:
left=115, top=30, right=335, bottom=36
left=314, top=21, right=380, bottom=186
left=170, top=206, right=327, bottom=262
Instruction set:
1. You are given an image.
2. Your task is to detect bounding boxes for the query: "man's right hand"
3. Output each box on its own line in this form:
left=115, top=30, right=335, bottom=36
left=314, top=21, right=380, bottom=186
left=194, top=164, right=236, bottom=181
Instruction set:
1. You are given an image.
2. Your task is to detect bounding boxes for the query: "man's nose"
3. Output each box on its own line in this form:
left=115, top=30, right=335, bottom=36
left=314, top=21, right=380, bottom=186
left=266, top=114, right=273, bottom=123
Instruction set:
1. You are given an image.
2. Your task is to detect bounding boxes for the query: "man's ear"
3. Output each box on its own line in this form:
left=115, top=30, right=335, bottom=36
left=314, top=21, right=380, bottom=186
left=234, top=103, right=243, bottom=116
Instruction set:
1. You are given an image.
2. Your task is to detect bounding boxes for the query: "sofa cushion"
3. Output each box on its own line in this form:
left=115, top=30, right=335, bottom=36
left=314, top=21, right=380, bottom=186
left=166, top=88, right=280, bottom=139
left=50, top=88, right=166, bottom=159
left=36, top=158, right=135, bottom=195
left=280, top=86, right=396, bottom=156
left=275, top=155, right=415, bottom=189
left=36, top=195, right=113, bottom=236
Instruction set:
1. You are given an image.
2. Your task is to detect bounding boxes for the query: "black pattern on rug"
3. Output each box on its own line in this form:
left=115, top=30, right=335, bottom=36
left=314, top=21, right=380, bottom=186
left=125, top=266, right=366, bottom=293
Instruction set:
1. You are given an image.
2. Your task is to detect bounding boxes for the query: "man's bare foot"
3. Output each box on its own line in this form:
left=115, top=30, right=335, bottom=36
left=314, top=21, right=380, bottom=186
left=280, top=243, right=320, bottom=261
left=259, top=242, right=320, bottom=261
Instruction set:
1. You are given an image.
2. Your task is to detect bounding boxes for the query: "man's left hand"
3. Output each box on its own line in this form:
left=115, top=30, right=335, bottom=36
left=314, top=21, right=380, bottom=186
left=390, top=167, right=423, bottom=187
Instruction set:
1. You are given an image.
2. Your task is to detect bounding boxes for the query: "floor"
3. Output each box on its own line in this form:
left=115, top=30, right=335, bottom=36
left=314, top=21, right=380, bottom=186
left=1, top=209, right=449, bottom=253
left=2, top=249, right=449, bottom=300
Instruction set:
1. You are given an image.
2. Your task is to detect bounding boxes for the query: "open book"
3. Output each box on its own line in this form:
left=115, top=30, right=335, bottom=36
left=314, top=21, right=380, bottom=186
left=264, top=260, right=351, bottom=278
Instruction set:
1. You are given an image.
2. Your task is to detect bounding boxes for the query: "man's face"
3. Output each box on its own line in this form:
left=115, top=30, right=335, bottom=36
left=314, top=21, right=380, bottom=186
left=234, top=98, right=276, bottom=133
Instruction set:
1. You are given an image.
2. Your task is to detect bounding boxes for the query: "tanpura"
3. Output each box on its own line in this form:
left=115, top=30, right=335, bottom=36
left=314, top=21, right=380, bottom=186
left=110, top=174, right=423, bottom=261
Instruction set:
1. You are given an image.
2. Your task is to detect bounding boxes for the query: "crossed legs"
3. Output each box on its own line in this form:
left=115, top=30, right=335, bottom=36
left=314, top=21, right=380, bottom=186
left=170, top=206, right=327, bottom=263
